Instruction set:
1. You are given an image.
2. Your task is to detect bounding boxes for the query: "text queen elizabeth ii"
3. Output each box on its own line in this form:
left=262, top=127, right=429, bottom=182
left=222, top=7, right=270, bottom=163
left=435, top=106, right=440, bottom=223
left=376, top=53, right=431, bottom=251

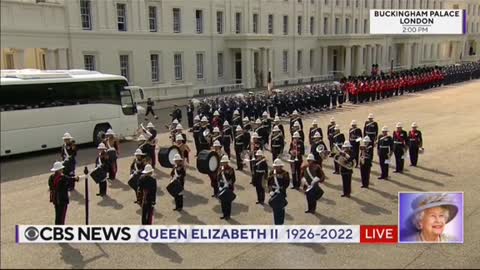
left=407, top=193, right=458, bottom=242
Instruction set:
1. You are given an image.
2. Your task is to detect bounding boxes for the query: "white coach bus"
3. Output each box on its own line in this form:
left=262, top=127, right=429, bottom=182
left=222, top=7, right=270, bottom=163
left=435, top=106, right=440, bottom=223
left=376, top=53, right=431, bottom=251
left=0, top=69, right=138, bottom=156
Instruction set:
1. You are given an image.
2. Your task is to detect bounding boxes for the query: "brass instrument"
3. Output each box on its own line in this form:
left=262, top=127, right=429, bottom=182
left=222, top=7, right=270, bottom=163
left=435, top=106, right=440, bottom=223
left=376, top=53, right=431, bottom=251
left=333, top=144, right=353, bottom=170
left=315, top=144, right=330, bottom=160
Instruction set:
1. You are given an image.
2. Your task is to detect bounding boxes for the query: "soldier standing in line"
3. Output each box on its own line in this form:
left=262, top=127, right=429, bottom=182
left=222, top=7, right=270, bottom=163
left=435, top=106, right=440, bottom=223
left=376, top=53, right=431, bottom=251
left=408, top=122, right=423, bottom=167
left=138, top=164, right=157, bottom=225
left=270, top=125, right=285, bottom=161
left=104, top=128, right=119, bottom=181
left=234, top=126, right=245, bottom=171
left=267, top=159, right=290, bottom=225
left=95, top=143, right=110, bottom=196
left=338, top=141, right=354, bottom=198
left=222, top=121, right=233, bottom=159
left=377, top=126, right=394, bottom=180
left=310, top=131, right=328, bottom=167
left=252, top=150, right=268, bottom=205
left=289, top=131, right=305, bottom=190
left=170, top=154, right=186, bottom=211
left=300, top=154, right=325, bottom=213
left=191, top=115, right=201, bottom=156
left=349, top=120, right=363, bottom=168
left=60, top=132, right=77, bottom=191
left=218, top=155, right=236, bottom=220
left=363, top=113, right=379, bottom=159
left=327, top=117, right=336, bottom=155
left=332, top=125, right=346, bottom=174
left=359, top=136, right=373, bottom=188
left=129, top=149, right=147, bottom=204
left=141, top=122, right=158, bottom=168
left=232, top=110, right=242, bottom=128
left=392, top=122, right=408, bottom=173
left=48, top=161, right=79, bottom=225
left=308, top=120, right=323, bottom=146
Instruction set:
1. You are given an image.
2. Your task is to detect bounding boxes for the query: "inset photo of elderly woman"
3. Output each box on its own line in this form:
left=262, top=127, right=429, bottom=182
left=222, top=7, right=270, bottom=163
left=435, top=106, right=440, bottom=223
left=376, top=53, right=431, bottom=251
left=399, top=192, right=464, bottom=243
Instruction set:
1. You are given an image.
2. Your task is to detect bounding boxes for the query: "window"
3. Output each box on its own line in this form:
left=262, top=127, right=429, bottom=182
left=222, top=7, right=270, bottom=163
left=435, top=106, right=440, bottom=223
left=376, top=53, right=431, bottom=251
left=354, top=18, right=358, bottom=33
left=148, top=6, right=157, bottom=32
left=235, top=12, right=241, bottom=33
left=268, top=14, right=274, bottom=34
left=117, top=3, right=127, bottom=31
left=150, top=54, right=159, bottom=82
left=335, top=17, right=339, bottom=34
left=364, top=19, right=368, bottom=33
left=309, top=49, right=314, bottom=70
left=365, top=0, right=368, bottom=8
left=325, top=0, right=329, bottom=5
left=216, top=11, right=223, bottom=34
left=297, top=50, right=303, bottom=71
left=253, top=13, right=259, bottom=33
left=297, top=16, right=302, bottom=35
left=310, top=16, right=314, bottom=34
left=80, top=0, right=92, bottom=30
left=217, top=52, right=224, bottom=77
left=119, top=54, right=129, bottom=81
left=196, top=53, right=204, bottom=79
left=173, top=8, right=181, bottom=33
left=84, top=55, right=96, bottom=71
left=195, top=10, right=203, bottom=34
left=373, top=0, right=377, bottom=8
left=282, top=50, right=288, bottom=73
left=336, top=0, right=339, bottom=6
left=346, top=0, right=350, bottom=6
left=324, top=17, right=328, bottom=34
left=345, top=18, right=350, bottom=34
left=283, top=15, right=288, bottom=35
left=356, top=0, right=359, bottom=8
left=174, top=53, right=183, bottom=80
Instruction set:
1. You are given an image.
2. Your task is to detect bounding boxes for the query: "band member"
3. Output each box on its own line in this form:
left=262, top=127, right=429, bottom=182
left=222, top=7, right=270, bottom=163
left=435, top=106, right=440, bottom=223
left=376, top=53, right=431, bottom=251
left=392, top=122, right=408, bottom=173
left=218, top=155, right=236, bottom=220
left=268, top=159, right=290, bottom=225
left=234, top=126, right=245, bottom=170
left=249, top=132, right=264, bottom=176
left=377, top=126, right=394, bottom=180
left=175, top=124, right=187, bottom=143
left=192, top=115, right=201, bottom=156
left=211, top=127, right=222, bottom=145
left=349, top=120, right=363, bottom=168
left=104, top=129, right=119, bottom=180
left=175, top=134, right=191, bottom=163
left=199, top=116, right=212, bottom=151
left=209, top=140, right=224, bottom=197
left=308, top=120, right=323, bottom=145
left=289, top=110, right=303, bottom=134
left=145, top=97, right=158, bottom=120
left=301, top=154, right=325, bottom=213
left=363, top=113, right=379, bottom=145
left=359, top=136, right=373, bottom=188
left=187, top=100, right=195, bottom=128
left=311, top=131, right=328, bottom=167
left=289, top=131, right=305, bottom=189
left=171, top=154, right=186, bottom=211
left=141, top=122, right=157, bottom=168
left=261, top=111, right=272, bottom=148
left=48, top=161, right=79, bottom=225
left=273, top=115, right=285, bottom=137
left=95, top=143, right=109, bottom=196
left=332, top=125, right=346, bottom=174
left=60, top=132, right=77, bottom=191
left=243, top=117, right=252, bottom=132
left=270, top=125, right=285, bottom=161
left=222, top=121, right=233, bottom=159
left=252, top=150, right=268, bottom=205
left=338, top=141, right=354, bottom=198
left=327, top=117, right=336, bottom=154
left=408, top=122, right=424, bottom=167
left=291, top=121, right=305, bottom=142
left=232, top=110, right=242, bottom=128
left=166, top=119, right=179, bottom=143
left=138, top=164, right=157, bottom=225
left=129, top=149, right=146, bottom=203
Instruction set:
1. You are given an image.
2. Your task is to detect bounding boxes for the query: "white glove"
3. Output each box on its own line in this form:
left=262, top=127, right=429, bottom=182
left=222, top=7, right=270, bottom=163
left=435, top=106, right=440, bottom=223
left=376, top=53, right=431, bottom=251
left=269, top=191, right=275, bottom=196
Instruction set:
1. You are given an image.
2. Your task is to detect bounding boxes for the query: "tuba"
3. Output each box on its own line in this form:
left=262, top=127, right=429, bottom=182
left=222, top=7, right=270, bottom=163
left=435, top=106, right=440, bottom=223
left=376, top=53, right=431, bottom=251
left=316, top=144, right=330, bottom=160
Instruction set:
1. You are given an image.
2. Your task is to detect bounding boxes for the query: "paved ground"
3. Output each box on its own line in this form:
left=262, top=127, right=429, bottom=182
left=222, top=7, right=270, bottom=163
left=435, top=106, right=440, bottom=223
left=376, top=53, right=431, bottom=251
left=1, top=80, right=480, bottom=269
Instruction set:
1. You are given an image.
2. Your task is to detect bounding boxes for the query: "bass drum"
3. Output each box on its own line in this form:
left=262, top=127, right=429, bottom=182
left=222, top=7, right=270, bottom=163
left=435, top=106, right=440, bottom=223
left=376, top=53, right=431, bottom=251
left=196, top=150, right=220, bottom=174
left=158, top=145, right=180, bottom=168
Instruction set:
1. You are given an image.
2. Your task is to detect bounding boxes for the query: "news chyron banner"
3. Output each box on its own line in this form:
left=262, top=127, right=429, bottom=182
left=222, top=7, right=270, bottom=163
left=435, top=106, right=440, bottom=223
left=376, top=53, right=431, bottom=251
left=17, top=225, right=400, bottom=244
left=370, top=10, right=466, bottom=34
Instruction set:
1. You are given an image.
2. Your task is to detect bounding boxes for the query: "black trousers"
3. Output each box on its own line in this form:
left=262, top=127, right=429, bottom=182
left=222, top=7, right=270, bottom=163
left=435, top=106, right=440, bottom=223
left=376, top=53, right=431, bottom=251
left=187, top=113, right=193, bottom=128
left=379, top=154, right=389, bottom=178
left=235, top=147, right=243, bottom=169
left=254, top=179, right=265, bottom=203
left=273, top=208, right=285, bottom=225
left=221, top=200, right=232, bottom=218
left=409, top=146, right=419, bottom=166
left=145, top=107, right=156, bottom=116
left=142, top=204, right=154, bottom=225
left=99, top=180, right=107, bottom=195
left=394, top=149, right=405, bottom=172
left=174, top=195, right=183, bottom=210
left=351, top=142, right=360, bottom=166
left=341, top=173, right=352, bottom=196
left=360, top=164, right=371, bottom=187
left=291, top=160, right=302, bottom=188
left=334, top=160, right=340, bottom=173
left=272, top=147, right=281, bottom=161
left=224, top=145, right=231, bottom=159
left=306, top=194, right=317, bottom=212
left=54, top=203, right=68, bottom=225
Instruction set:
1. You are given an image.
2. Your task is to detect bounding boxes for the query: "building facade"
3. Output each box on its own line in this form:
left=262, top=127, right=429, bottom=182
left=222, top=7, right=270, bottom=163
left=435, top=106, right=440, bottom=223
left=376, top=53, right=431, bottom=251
left=1, top=0, right=479, bottom=97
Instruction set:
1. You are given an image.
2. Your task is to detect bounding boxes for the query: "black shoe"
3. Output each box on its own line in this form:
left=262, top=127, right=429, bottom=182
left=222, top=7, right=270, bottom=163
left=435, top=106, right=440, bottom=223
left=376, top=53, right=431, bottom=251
left=361, top=186, right=366, bottom=188
left=333, top=172, right=339, bottom=174
left=377, top=176, right=384, bottom=179
left=304, top=210, right=314, bottom=213
left=220, top=216, right=226, bottom=219
left=96, top=193, right=102, bottom=196
left=393, top=170, right=399, bottom=173
left=256, top=201, right=264, bottom=205
left=341, top=194, right=347, bottom=197
left=290, top=186, right=296, bottom=189
left=211, top=194, right=217, bottom=198
left=225, top=216, right=230, bottom=220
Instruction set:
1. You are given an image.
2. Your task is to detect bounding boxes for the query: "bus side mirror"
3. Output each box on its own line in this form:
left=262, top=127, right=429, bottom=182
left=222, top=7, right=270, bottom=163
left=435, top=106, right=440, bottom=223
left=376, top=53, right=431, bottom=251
left=133, top=102, right=138, bottom=113
left=139, top=88, right=145, bottom=100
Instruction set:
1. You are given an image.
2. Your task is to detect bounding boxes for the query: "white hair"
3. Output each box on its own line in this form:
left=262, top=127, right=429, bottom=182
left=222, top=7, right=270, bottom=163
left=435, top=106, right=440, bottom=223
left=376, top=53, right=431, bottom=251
left=413, top=207, right=450, bottom=230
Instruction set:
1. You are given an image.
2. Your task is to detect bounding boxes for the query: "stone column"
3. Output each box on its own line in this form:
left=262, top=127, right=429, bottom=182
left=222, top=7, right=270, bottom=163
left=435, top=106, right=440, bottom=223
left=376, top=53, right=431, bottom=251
left=356, top=45, right=364, bottom=75
left=262, top=48, right=268, bottom=87
left=46, top=49, right=57, bottom=70
left=405, top=43, right=412, bottom=69
left=14, top=49, right=25, bottom=69
left=365, top=45, right=371, bottom=71
left=242, top=48, right=253, bottom=89
left=57, top=48, right=69, bottom=69
left=322, top=47, right=328, bottom=75
left=344, top=46, right=352, bottom=77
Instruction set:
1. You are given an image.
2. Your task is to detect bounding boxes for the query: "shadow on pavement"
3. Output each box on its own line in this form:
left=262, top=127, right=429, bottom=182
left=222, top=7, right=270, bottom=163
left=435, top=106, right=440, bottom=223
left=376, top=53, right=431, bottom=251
left=293, top=243, right=328, bottom=255
left=176, top=210, right=205, bottom=224
left=182, top=189, right=209, bottom=207
left=151, top=244, right=183, bottom=264
left=402, top=171, right=445, bottom=187
left=387, top=178, right=425, bottom=191
left=349, top=196, right=392, bottom=216
left=186, top=173, right=205, bottom=185
left=59, top=243, right=107, bottom=269
left=414, top=165, right=454, bottom=177
left=211, top=201, right=249, bottom=216
left=97, top=195, right=124, bottom=210
left=322, top=181, right=343, bottom=192
left=368, top=186, right=398, bottom=201
left=313, top=212, right=347, bottom=224
left=319, top=196, right=336, bottom=206
left=109, top=179, right=131, bottom=191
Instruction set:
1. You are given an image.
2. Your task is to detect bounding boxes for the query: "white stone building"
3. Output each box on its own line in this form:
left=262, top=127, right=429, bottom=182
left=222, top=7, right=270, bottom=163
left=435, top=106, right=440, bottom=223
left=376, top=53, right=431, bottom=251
left=1, top=0, right=479, bottom=98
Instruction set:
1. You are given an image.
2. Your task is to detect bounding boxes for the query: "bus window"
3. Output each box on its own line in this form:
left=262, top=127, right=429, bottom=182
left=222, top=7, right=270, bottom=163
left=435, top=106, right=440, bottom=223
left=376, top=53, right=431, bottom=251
left=120, top=90, right=135, bottom=115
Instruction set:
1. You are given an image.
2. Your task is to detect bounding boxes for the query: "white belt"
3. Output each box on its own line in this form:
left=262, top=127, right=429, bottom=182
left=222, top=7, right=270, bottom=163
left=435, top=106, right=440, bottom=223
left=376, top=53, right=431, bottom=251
left=394, top=142, right=404, bottom=144
left=365, top=132, right=376, bottom=135
left=379, top=146, right=389, bottom=148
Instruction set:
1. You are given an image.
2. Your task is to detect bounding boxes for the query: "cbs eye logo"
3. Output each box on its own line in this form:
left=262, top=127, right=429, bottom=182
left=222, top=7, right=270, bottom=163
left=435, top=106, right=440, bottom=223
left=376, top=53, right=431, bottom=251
left=24, top=227, right=40, bottom=241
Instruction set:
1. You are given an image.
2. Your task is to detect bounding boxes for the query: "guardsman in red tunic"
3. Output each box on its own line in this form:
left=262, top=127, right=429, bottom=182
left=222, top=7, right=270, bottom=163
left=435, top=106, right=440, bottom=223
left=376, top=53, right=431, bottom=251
left=49, top=161, right=79, bottom=225
left=407, top=122, right=423, bottom=167
left=392, top=122, right=408, bottom=173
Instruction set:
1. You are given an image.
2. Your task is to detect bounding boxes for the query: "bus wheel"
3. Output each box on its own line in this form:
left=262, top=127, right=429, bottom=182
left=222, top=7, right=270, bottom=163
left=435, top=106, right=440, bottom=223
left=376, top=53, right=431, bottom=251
left=93, top=124, right=110, bottom=146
